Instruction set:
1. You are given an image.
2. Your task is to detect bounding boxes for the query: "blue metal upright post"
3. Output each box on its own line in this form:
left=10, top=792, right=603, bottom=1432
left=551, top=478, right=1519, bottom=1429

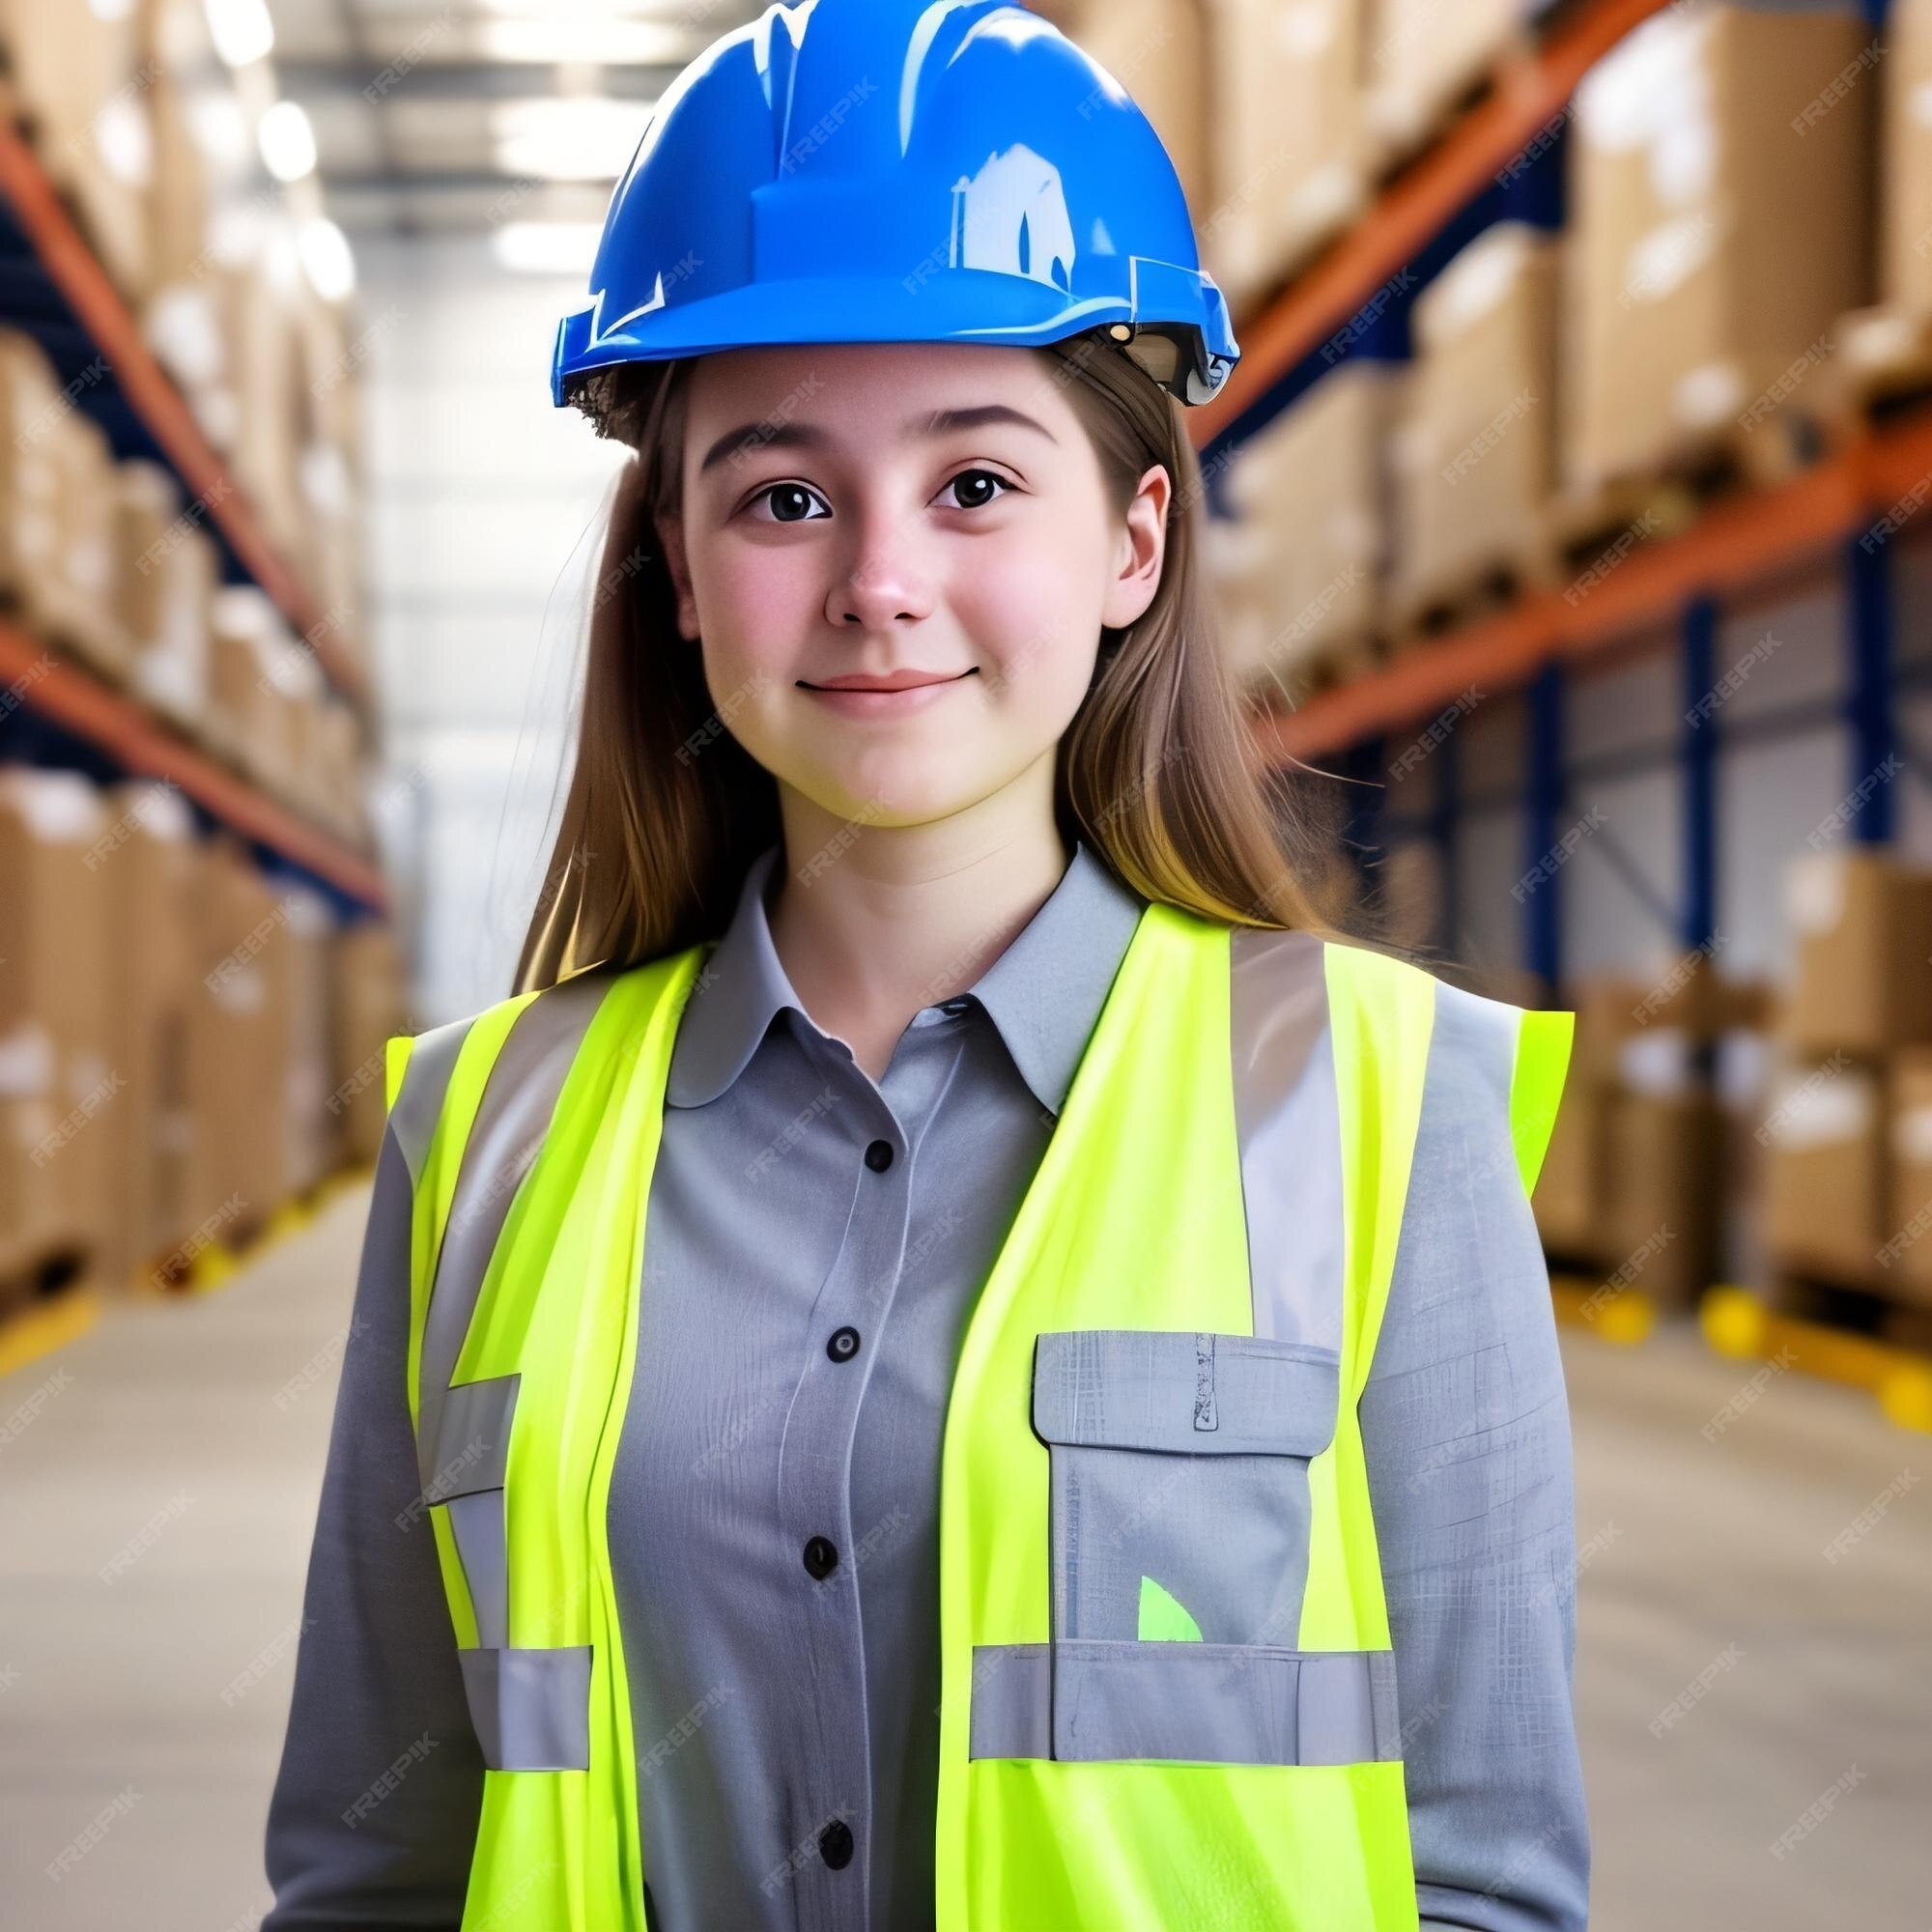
left=1845, top=529, right=1896, bottom=846
left=1682, top=596, right=1719, bottom=952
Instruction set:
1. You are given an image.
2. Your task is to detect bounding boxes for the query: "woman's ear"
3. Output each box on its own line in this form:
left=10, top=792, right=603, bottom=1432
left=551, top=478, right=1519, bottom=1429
left=1100, top=462, right=1172, bottom=632
left=655, top=509, right=699, bottom=640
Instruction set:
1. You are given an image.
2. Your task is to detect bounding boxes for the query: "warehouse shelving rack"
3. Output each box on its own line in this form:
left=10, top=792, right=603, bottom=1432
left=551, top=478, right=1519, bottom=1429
left=1192, top=0, right=1918, bottom=991
left=1190, top=0, right=1932, bottom=1430
left=0, top=120, right=385, bottom=916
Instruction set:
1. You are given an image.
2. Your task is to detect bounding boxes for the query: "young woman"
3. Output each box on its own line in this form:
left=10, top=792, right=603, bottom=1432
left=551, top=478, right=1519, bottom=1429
left=264, top=4, right=1589, bottom=1929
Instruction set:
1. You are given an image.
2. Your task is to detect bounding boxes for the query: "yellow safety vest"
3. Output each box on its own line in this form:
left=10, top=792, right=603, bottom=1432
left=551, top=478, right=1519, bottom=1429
left=384, top=897, right=1573, bottom=1931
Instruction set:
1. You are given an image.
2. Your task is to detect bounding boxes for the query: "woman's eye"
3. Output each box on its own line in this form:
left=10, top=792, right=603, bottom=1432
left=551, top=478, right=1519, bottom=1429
left=750, top=483, right=831, bottom=524
left=937, top=469, right=1010, bottom=511
left=744, top=472, right=1009, bottom=520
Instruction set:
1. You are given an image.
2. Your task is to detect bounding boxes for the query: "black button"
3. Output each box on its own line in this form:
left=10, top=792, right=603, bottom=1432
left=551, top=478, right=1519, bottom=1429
left=819, top=1818, right=854, bottom=1869
left=827, top=1325, right=861, bottom=1362
left=802, top=1535, right=838, bottom=1579
left=864, top=1138, right=894, bottom=1172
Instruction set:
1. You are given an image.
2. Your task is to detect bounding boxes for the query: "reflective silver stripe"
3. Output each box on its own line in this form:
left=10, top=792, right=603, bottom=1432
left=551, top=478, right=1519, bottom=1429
left=458, top=1646, right=594, bottom=1772
left=1229, top=927, right=1344, bottom=1353
left=416, top=968, right=618, bottom=1501
left=387, top=1013, right=477, bottom=1190
left=446, top=1489, right=509, bottom=1648
left=1032, top=1329, right=1341, bottom=1457
left=969, top=1644, right=1050, bottom=1758
left=967, top=1641, right=1400, bottom=1766
left=407, top=973, right=621, bottom=1779
left=425, top=1374, right=520, bottom=1502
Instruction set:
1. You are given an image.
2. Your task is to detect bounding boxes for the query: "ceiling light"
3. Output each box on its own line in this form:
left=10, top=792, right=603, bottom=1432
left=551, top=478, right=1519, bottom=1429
left=298, top=217, right=356, bottom=302
left=204, top=0, right=275, bottom=69
left=258, top=99, right=317, bottom=183
left=476, top=17, right=692, bottom=64
left=493, top=221, right=605, bottom=276
left=490, top=97, right=645, bottom=183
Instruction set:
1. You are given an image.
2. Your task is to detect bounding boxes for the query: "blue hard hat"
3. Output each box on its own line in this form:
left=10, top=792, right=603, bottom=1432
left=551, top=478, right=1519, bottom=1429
left=551, top=0, right=1240, bottom=412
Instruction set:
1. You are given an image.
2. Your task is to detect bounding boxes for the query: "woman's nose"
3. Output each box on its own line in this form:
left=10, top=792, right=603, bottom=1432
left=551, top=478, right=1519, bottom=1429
left=825, top=516, right=936, bottom=631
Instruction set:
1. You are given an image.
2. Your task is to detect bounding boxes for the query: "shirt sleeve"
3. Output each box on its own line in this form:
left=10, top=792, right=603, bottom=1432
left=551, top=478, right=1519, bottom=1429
left=1358, top=980, right=1592, bottom=1932
left=261, top=1118, right=485, bottom=1929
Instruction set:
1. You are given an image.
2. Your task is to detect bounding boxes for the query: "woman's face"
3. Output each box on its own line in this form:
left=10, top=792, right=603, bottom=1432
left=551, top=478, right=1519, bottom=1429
left=658, top=341, right=1170, bottom=831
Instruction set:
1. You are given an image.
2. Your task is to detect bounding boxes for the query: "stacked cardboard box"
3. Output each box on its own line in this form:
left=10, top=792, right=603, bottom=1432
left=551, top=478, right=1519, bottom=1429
left=1880, top=0, right=1932, bottom=319
left=116, top=461, right=220, bottom=729
left=1389, top=223, right=1560, bottom=623
left=1534, top=955, right=1766, bottom=1307
left=1886, top=1050, right=1932, bottom=1307
left=1835, top=0, right=1932, bottom=408
left=0, top=330, right=129, bottom=677
left=1200, top=0, right=1370, bottom=309
left=1564, top=3, right=1873, bottom=495
left=1763, top=848, right=1932, bottom=1292
left=0, top=773, right=113, bottom=1294
left=1213, top=365, right=1390, bottom=698
left=1365, top=0, right=1525, bottom=165
left=180, top=843, right=292, bottom=1244
left=331, top=923, right=410, bottom=1168
left=97, top=780, right=199, bottom=1285
left=0, top=1, right=152, bottom=299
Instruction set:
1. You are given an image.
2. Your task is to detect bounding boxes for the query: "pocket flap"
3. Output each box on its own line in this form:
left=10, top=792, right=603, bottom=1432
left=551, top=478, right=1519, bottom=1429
left=1032, top=1330, right=1341, bottom=1458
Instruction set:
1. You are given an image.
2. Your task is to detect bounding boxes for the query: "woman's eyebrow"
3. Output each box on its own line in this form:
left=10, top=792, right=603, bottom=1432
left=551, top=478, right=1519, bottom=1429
left=697, top=403, right=1056, bottom=476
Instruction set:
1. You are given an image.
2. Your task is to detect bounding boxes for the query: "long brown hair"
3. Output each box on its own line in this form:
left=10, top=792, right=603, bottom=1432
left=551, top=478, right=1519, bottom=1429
left=515, top=332, right=1346, bottom=995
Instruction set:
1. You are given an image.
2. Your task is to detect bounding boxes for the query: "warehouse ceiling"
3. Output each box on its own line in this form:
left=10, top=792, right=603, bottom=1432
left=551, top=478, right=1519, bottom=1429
left=264, top=0, right=762, bottom=240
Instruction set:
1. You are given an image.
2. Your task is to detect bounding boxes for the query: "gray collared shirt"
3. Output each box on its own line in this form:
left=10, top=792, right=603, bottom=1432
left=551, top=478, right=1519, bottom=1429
left=264, top=838, right=1588, bottom=1930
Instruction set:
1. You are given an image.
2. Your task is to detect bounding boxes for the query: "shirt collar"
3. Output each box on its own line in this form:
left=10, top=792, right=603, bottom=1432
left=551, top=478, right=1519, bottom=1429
left=665, top=837, right=1149, bottom=1117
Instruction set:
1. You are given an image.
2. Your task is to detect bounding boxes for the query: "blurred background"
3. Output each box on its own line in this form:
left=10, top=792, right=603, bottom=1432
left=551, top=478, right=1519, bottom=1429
left=0, top=0, right=1927, bottom=1925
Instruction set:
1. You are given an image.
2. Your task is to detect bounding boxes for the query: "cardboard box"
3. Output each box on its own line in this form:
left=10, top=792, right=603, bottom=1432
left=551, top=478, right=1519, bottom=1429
left=0, top=330, right=68, bottom=616
left=1605, top=1087, right=1723, bottom=1306
left=1762, top=1057, right=1889, bottom=1288
left=1565, top=4, right=1874, bottom=492
left=280, top=889, right=335, bottom=1199
left=331, top=923, right=409, bottom=1167
left=181, top=845, right=288, bottom=1240
left=1781, top=847, right=1932, bottom=1059
left=1392, top=223, right=1559, bottom=615
left=1532, top=1072, right=1611, bottom=1260
left=0, top=772, right=112, bottom=1269
left=1884, top=1047, right=1932, bottom=1304
left=1201, top=0, right=1369, bottom=307
left=1714, top=1028, right=1770, bottom=1289
left=0, top=0, right=150, bottom=296
left=1366, top=0, right=1523, bottom=161
left=97, top=781, right=198, bottom=1282
left=47, top=405, right=132, bottom=680
left=1216, top=363, right=1389, bottom=694
left=1880, top=0, right=1932, bottom=316
left=217, top=252, right=307, bottom=562
left=128, top=520, right=217, bottom=733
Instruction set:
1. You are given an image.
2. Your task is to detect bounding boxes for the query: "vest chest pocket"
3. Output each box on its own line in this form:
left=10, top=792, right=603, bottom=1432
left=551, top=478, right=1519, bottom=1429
left=1031, top=1328, right=1342, bottom=1652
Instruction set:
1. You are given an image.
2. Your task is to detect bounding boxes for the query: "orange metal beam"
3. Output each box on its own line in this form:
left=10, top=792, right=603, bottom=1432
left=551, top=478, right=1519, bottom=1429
left=0, top=124, right=370, bottom=713
left=1254, top=410, right=1932, bottom=763
left=1190, top=0, right=1676, bottom=447
left=0, top=619, right=387, bottom=909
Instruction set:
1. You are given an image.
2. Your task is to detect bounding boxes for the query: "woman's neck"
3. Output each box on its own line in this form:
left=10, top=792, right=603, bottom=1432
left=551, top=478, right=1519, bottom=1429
left=765, top=792, right=1072, bottom=1085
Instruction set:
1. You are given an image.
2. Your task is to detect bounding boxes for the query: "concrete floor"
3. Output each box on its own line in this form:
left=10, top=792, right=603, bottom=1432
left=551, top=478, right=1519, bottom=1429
left=0, top=1183, right=1926, bottom=1929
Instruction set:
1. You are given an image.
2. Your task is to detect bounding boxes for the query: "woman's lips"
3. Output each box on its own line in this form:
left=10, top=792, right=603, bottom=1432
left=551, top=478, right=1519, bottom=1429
left=799, top=669, right=975, bottom=717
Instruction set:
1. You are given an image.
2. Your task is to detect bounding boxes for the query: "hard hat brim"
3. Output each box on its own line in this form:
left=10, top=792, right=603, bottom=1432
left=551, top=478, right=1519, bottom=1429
left=552, top=267, right=1237, bottom=411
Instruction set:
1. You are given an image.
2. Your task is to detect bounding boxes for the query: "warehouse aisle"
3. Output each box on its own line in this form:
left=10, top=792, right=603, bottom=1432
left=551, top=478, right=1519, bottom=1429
left=1563, top=1328, right=1930, bottom=1929
left=2, top=1206, right=1926, bottom=1931
left=0, top=1184, right=373, bottom=1932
